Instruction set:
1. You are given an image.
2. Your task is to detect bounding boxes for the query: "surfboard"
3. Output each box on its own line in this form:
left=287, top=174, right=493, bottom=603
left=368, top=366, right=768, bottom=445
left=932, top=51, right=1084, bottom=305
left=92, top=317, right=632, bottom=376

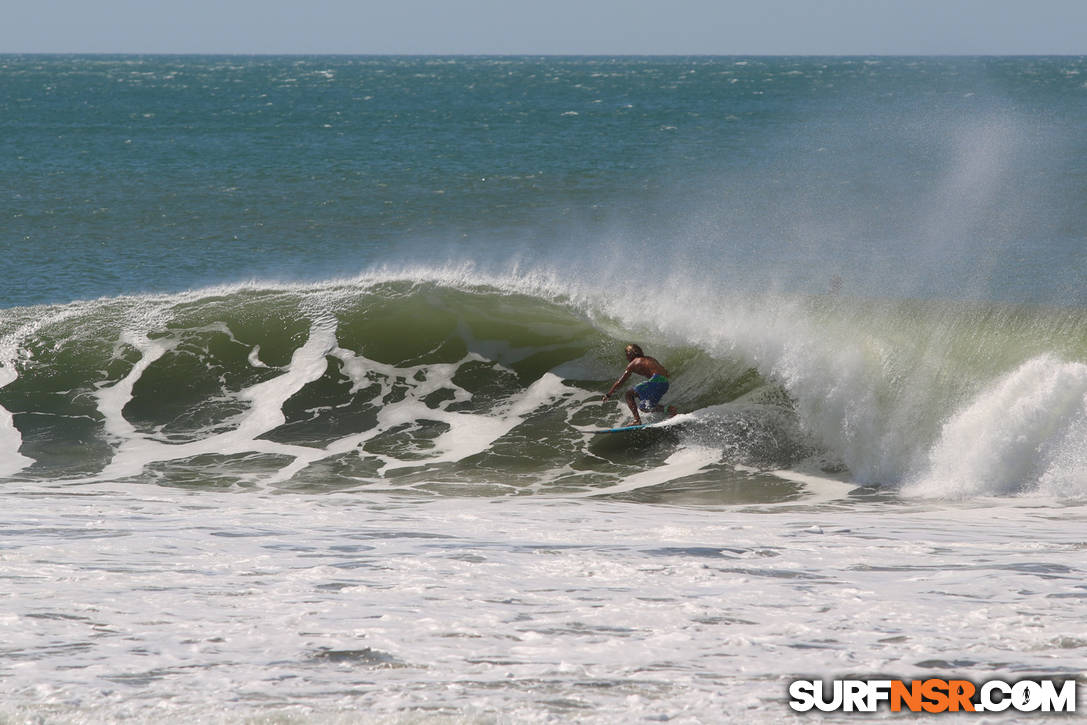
left=583, top=413, right=691, bottom=435
left=590, top=422, right=658, bottom=434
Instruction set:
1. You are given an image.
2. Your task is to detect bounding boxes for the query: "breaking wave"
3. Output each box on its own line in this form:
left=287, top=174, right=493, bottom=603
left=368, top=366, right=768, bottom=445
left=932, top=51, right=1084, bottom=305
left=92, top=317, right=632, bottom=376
left=1, top=268, right=1085, bottom=501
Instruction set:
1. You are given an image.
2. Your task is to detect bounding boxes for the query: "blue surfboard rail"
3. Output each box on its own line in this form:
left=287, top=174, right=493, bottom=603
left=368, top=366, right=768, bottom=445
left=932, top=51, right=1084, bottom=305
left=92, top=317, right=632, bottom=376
left=581, top=412, right=691, bottom=435
left=591, top=423, right=654, bottom=434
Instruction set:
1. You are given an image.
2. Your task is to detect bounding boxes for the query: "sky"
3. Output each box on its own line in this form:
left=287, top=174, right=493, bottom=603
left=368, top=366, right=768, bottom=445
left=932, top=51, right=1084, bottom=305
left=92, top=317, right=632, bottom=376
left=4, top=0, right=1087, bottom=55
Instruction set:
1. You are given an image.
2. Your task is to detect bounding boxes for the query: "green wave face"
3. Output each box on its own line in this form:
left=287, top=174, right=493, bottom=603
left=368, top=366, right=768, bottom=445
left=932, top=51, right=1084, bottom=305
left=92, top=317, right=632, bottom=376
left=0, top=280, right=773, bottom=496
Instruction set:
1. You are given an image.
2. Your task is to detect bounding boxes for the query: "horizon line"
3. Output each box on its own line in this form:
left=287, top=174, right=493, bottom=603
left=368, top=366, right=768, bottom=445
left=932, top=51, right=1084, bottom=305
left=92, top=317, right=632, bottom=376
left=3, top=51, right=1085, bottom=58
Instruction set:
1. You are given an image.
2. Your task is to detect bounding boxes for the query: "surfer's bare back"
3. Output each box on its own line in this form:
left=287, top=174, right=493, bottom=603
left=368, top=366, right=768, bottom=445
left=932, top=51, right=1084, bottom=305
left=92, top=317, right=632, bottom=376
left=602, top=344, right=677, bottom=425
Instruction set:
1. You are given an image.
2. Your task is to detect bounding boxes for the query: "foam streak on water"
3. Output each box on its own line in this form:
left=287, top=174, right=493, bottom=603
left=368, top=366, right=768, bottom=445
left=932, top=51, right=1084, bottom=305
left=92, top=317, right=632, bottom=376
left=89, top=321, right=337, bottom=483
left=66, top=313, right=583, bottom=489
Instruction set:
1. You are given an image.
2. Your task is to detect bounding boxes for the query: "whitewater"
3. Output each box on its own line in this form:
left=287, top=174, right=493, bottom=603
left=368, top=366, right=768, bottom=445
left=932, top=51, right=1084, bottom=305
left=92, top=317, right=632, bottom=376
left=1, top=55, right=1085, bottom=722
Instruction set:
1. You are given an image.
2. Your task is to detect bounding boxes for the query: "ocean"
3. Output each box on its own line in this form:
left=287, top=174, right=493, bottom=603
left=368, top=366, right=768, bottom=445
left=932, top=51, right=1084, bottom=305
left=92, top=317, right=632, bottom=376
left=1, top=55, right=1085, bottom=722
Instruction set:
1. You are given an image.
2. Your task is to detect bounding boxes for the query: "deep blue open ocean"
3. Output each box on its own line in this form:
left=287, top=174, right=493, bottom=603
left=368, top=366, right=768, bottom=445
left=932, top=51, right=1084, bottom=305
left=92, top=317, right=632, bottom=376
left=1, top=56, right=1085, bottom=723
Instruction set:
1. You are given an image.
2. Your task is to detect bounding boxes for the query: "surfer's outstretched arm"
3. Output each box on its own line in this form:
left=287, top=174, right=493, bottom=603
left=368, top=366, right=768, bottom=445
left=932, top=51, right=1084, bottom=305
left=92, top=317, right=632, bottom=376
left=602, top=367, right=633, bottom=401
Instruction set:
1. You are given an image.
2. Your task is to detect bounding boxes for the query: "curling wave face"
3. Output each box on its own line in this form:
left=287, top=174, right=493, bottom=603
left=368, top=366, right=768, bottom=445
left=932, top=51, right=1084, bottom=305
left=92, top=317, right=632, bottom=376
left=1, top=271, right=1085, bottom=501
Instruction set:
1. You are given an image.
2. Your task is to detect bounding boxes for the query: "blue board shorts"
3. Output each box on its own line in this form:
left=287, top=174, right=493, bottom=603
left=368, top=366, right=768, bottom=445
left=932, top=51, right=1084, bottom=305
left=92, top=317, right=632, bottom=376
left=634, top=375, right=669, bottom=412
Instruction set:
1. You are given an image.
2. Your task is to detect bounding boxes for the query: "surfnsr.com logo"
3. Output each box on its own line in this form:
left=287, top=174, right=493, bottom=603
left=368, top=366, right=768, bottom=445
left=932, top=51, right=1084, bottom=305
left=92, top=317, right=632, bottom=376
left=788, top=678, right=1077, bottom=714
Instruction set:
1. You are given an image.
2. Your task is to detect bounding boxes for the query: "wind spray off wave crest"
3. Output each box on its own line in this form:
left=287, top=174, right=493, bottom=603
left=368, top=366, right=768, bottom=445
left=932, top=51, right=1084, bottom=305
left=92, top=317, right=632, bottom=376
left=568, top=266, right=1087, bottom=497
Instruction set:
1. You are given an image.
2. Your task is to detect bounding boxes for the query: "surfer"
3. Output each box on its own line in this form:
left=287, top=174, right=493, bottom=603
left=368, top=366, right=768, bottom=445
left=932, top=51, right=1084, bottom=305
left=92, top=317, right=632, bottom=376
left=602, top=344, right=677, bottom=425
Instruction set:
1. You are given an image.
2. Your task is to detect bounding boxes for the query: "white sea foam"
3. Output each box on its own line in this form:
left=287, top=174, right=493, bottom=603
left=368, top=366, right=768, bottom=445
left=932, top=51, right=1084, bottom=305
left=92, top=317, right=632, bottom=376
left=905, top=355, right=1087, bottom=498
left=0, top=360, right=32, bottom=477
left=92, top=321, right=337, bottom=483
left=95, top=331, right=176, bottom=441
left=321, top=346, right=580, bottom=482
left=0, top=489, right=1082, bottom=723
left=1038, top=409, right=1087, bottom=498
left=567, top=445, right=721, bottom=499
left=78, top=310, right=582, bottom=487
